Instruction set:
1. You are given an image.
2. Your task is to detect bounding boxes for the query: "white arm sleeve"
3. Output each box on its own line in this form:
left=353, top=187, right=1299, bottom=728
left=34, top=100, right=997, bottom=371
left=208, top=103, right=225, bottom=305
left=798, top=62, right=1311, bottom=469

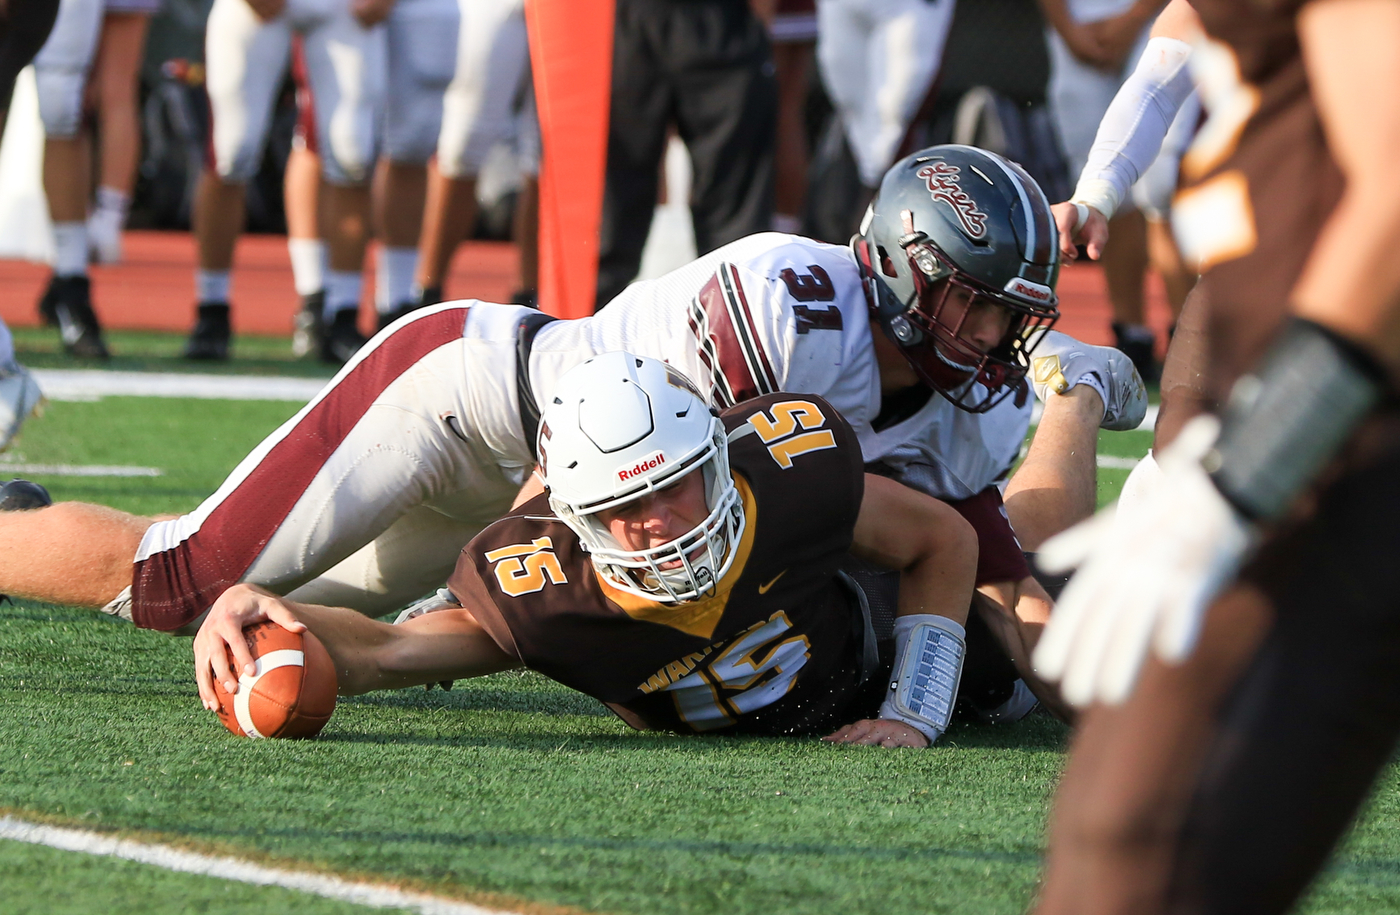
left=1071, top=37, right=1197, bottom=219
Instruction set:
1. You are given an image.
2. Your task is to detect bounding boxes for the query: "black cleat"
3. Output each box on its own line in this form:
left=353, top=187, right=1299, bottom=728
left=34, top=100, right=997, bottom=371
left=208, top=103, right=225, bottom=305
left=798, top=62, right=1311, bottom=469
left=44, top=275, right=109, bottom=359
left=508, top=288, right=538, bottom=309
left=1111, top=322, right=1161, bottom=385
left=184, top=301, right=232, bottom=361
left=36, top=277, right=59, bottom=326
left=0, top=478, right=51, bottom=511
left=417, top=285, right=443, bottom=308
left=376, top=300, right=423, bottom=332
left=320, top=308, right=367, bottom=365
left=0, top=479, right=51, bottom=605
left=292, top=291, right=325, bottom=359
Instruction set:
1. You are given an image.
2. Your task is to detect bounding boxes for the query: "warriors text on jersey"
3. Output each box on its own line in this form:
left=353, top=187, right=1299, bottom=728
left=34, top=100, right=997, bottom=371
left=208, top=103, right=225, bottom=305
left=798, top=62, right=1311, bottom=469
left=448, top=393, right=873, bottom=736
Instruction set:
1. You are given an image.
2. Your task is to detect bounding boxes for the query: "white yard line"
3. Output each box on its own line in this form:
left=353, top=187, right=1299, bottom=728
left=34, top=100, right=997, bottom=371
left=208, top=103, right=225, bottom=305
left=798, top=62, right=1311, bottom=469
left=0, top=460, right=162, bottom=477
left=31, top=370, right=328, bottom=403
left=0, top=816, right=520, bottom=915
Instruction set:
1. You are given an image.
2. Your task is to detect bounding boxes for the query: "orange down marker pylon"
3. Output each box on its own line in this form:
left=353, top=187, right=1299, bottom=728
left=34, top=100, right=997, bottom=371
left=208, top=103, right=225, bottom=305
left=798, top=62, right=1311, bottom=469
left=526, top=0, right=615, bottom=319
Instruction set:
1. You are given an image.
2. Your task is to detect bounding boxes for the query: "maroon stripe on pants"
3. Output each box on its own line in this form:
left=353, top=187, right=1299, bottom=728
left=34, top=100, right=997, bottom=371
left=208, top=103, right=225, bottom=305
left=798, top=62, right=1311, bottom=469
left=131, top=307, right=471, bottom=630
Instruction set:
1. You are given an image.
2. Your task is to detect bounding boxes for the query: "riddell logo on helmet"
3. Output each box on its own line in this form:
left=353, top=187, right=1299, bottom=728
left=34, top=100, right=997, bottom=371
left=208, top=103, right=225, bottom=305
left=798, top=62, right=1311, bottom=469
left=1004, top=277, right=1054, bottom=303
left=617, top=451, right=666, bottom=482
left=917, top=163, right=989, bottom=239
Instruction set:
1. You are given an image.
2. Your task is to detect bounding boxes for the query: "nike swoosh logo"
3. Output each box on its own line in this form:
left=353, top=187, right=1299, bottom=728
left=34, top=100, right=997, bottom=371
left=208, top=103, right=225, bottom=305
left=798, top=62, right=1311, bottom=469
left=758, top=570, right=787, bottom=594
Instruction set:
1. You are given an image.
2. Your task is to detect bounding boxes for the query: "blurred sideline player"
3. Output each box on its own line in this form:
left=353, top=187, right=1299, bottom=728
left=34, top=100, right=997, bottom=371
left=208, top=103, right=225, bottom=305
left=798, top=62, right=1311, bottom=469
left=0, top=147, right=1141, bottom=716
left=194, top=353, right=984, bottom=748
left=1030, top=0, right=1400, bottom=911
left=81, top=0, right=155, bottom=266
left=282, top=0, right=459, bottom=364
left=184, top=0, right=388, bottom=361
left=764, top=0, right=817, bottom=235
left=32, top=0, right=108, bottom=357
left=0, top=0, right=58, bottom=445
left=596, top=0, right=777, bottom=309
left=414, top=0, right=539, bottom=311
left=814, top=0, right=956, bottom=224
left=1039, top=0, right=1192, bottom=380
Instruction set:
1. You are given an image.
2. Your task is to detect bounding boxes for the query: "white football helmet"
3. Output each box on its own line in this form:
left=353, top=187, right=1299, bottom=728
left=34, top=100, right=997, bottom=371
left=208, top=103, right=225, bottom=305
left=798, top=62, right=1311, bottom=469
left=538, top=352, right=745, bottom=603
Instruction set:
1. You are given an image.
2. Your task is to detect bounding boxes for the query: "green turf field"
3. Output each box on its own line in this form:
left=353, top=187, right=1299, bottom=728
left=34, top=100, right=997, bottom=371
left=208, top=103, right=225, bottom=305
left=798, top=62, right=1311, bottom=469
left=2, top=348, right=1399, bottom=914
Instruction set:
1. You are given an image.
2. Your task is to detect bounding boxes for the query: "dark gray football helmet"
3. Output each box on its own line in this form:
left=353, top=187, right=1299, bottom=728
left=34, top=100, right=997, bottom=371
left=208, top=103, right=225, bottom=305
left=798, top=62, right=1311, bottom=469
left=853, top=145, right=1061, bottom=412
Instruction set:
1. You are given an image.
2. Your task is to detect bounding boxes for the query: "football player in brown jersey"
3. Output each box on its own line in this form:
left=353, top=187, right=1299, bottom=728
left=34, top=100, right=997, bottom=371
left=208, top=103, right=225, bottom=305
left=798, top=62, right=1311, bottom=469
left=194, top=352, right=1022, bottom=747
left=1028, top=0, right=1400, bottom=911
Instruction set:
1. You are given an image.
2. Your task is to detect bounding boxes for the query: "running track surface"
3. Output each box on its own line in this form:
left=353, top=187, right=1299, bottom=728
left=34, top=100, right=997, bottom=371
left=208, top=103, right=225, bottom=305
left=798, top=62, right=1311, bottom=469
left=0, top=231, right=1175, bottom=355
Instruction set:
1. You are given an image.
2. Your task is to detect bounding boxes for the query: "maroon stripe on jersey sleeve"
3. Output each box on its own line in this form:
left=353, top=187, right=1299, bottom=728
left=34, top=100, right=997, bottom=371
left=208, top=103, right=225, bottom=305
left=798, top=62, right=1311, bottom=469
left=131, top=307, right=471, bottom=630
left=687, top=265, right=778, bottom=409
left=947, top=486, right=1032, bottom=585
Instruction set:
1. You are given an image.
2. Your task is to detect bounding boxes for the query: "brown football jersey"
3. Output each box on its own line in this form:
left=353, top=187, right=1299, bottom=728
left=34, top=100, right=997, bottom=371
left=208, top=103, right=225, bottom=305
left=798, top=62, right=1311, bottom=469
left=448, top=393, right=870, bottom=736
left=1176, top=0, right=1343, bottom=395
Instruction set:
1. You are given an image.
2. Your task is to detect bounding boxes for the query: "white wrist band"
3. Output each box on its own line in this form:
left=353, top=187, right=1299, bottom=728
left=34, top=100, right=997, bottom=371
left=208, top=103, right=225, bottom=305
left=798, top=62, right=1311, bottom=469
left=1070, top=178, right=1121, bottom=224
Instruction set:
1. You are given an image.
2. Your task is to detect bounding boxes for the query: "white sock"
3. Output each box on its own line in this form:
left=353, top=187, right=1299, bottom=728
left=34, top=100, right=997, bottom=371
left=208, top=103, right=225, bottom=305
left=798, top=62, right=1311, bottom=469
left=93, top=185, right=130, bottom=222
left=324, top=270, right=362, bottom=318
left=375, top=246, right=419, bottom=313
left=288, top=237, right=327, bottom=297
left=196, top=270, right=231, bottom=303
left=52, top=222, right=88, bottom=277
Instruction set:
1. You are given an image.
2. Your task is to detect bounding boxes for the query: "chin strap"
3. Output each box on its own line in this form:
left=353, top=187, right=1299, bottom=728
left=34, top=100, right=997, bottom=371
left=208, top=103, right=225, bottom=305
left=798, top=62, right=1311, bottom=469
left=879, top=614, right=967, bottom=745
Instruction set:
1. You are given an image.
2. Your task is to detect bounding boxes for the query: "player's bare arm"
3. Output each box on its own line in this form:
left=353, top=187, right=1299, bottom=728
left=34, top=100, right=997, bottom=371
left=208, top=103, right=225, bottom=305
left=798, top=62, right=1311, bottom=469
left=194, top=583, right=518, bottom=709
left=849, top=474, right=977, bottom=627
left=825, top=474, right=979, bottom=748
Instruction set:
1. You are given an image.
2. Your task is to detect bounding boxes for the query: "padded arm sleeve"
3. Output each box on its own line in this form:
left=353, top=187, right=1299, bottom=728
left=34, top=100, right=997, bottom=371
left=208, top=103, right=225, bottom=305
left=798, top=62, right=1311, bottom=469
left=1072, top=37, right=1196, bottom=219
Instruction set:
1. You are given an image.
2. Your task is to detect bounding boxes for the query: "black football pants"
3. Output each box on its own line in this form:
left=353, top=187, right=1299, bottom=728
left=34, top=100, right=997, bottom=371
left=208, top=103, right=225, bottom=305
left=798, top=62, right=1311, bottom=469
left=1165, top=422, right=1400, bottom=915
left=0, top=0, right=59, bottom=129
left=595, top=0, right=777, bottom=311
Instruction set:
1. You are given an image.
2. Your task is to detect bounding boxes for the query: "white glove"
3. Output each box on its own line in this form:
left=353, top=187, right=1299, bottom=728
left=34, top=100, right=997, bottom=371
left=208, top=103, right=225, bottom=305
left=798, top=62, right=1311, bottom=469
left=1033, top=415, right=1256, bottom=707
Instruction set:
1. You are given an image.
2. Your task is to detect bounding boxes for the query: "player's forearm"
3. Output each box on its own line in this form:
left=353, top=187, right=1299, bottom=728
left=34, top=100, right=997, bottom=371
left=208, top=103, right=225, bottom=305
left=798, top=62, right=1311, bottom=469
left=852, top=476, right=978, bottom=626
left=278, top=601, right=405, bottom=695
left=976, top=578, right=1075, bottom=721
left=895, top=545, right=976, bottom=626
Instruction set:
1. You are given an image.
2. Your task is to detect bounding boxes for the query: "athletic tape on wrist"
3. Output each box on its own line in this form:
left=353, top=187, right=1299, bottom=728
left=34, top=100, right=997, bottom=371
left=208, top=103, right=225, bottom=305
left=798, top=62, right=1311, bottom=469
left=1070, top=178, right=1121, bottom=225
left=1208, top=317, right=1387, bottom=521
left=879, top=614, right=966, bottom=745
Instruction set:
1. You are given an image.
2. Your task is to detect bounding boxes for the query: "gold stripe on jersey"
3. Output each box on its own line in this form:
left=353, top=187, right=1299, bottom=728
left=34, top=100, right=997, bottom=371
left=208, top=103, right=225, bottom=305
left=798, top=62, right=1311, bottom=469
left=597, top=474, right=758, bottom=639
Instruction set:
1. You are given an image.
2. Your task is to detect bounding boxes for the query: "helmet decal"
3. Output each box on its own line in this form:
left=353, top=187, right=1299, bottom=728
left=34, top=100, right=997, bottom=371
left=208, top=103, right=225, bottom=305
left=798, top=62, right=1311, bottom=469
left=916, top=162, right=989, bottom=239
left=617, top=450, right=667, bottom=482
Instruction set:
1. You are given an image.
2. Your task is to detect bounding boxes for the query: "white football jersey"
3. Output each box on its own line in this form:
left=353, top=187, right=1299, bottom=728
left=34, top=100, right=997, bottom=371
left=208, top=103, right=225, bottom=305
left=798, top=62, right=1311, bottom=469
left=529, top=233, right=1031, bottom=500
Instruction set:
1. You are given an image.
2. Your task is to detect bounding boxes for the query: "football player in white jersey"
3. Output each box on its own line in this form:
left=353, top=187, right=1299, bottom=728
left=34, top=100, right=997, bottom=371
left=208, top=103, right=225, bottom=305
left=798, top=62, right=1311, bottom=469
left=815, top=0, right=957, bottom=194
left=0, top=147, right=1143, bottom=713
left=183, top=0, right=390, bottom=361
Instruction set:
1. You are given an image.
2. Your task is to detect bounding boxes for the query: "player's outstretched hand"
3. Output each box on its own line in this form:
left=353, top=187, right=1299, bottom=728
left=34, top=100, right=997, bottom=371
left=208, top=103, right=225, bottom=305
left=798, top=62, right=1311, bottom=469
left=242, top=0, right=286, bottom=22
left=1051, top=201, right=1111, bottom=261
left=1033, top=416, right=1256, bottom=708
left=194, top=584, right=307, bottom=711
left=822, top=718, right=930, bottom=749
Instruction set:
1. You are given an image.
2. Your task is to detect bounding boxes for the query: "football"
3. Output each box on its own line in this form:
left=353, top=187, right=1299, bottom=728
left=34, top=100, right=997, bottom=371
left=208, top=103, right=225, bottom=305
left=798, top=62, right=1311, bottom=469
left=212, top=621, right=338, bottom=739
